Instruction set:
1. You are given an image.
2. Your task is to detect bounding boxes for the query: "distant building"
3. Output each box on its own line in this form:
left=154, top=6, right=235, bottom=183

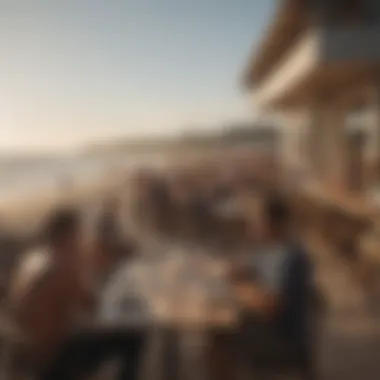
left=243, top=0, right=380, bottom=213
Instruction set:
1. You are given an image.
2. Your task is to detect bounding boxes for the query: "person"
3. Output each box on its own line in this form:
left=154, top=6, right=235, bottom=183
left=9, top=209, right=87, bottom=367
left=187, top=186, right=211, bottom=243
left=170, top=176, right=192, bottom=239
left=88, top=199, right=137, bottom=288
left=9, top=208, right=145, bottom=380
left=234, top=194, right=316, bottom=378
left=98, top=198, right=131, bottom=257
left=98, top=198, right=120, bottom=241
left=150, top=175, right=172, bottom=235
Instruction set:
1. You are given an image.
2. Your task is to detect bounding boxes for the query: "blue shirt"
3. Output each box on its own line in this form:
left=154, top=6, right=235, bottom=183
left=278, top=243, right=313, bottom=349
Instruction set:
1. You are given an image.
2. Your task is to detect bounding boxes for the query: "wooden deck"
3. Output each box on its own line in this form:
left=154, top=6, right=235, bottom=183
left=1, top=189, right=379, bottom=380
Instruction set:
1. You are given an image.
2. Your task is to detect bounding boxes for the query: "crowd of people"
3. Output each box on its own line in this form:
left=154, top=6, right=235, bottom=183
left=131, top=159, right=271, bottom=249
left=129, top=162, right=316, bottom=379
left=1, top=156, right=317, bottom=380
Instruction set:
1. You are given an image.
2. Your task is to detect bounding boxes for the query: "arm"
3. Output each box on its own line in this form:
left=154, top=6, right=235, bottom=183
left=71, top=256, right=98, bottom=316
left=10, top=264, right=62, bottom=333
left=232, top=251, right=284, bottom=317
left=234, top=281, right=279, bottom=317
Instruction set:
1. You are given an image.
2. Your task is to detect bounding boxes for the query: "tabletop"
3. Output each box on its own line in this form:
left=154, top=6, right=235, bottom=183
left=97, top=241, right=240, bottom=330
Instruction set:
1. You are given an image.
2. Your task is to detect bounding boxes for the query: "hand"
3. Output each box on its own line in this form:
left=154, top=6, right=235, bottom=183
left=235, top=282, right=279, bottom=317
left=235, top=283, right=256, bottom=304
left=235, top=282, right=263, bottom=308
left=261, top=293, right=279, bottom=318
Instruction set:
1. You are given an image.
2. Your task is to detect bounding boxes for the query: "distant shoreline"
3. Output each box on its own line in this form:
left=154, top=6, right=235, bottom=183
left=0, top=143, right=270, bottom=234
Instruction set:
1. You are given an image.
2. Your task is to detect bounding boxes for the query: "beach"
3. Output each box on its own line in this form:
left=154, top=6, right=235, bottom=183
left=0, top=152, right=379, bottom=380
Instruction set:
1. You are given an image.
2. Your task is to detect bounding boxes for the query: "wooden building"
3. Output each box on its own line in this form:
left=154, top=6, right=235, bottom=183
left=243, top=0, right=380, bottom=262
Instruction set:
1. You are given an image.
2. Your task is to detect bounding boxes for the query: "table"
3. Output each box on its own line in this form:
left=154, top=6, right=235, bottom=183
left=95, top=241, right=240, bottom=380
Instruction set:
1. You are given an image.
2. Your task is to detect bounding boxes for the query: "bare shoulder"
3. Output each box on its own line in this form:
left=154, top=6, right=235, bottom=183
left=9, top=246, right=56, bottom=305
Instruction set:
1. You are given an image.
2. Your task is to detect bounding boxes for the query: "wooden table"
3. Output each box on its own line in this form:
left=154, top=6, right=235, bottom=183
left=94, top=242, right=241, bottom=380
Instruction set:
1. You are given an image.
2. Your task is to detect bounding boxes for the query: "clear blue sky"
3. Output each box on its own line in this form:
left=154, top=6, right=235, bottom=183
left=0, top=0, right=276, bottom=152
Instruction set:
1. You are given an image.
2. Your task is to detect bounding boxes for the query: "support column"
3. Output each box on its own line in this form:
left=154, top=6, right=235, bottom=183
left=326, top=106, right=347, bottom=192
left=279, top=112, right=303, bottom=186
left=307, top=105, right=325, bottom=184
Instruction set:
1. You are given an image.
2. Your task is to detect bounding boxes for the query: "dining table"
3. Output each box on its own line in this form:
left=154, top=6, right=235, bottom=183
left=90, top=239, right=244, bottom=380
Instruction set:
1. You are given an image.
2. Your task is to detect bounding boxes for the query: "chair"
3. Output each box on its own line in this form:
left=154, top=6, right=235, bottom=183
left=236, top=287, right=324, bottom=380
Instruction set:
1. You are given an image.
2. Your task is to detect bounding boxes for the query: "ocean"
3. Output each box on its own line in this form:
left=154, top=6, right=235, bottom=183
left=0, top=152, right=170, bottom=203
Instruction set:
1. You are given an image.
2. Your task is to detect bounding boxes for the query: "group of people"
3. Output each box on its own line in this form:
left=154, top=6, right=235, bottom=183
left=131, top=164, right=317, bottom=379
left=7, top=200, right=143, bottom=380
left=131, top=161, right=267, bottom=248
left=2, top=158, right=317, bottom=380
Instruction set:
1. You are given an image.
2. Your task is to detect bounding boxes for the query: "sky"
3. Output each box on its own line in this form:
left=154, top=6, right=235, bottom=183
left=0, top=0, right=276, bottom=152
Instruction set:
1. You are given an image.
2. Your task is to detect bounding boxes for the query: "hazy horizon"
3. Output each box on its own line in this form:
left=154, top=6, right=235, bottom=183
left=0, top=0, right=276, bottom=153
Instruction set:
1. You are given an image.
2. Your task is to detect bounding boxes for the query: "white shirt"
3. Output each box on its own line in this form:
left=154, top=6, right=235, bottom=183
left=9, top=246, right=52, bottom=310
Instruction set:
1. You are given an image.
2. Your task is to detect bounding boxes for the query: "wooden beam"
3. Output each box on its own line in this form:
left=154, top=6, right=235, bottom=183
left=244, top=0, right=306, bottom=88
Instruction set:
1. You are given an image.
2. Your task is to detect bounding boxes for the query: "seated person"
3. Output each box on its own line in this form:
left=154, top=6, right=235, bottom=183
left=9, top=208, right=145, bottom=380
left=9, top=209, right=88, bottom=368
left=232, top=195, right=315, bottom=376
left=87, top=225, right=137, bottom=291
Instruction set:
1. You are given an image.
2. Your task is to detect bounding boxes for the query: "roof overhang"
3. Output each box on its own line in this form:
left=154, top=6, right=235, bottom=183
left=243, top=0, right=308, bottom=89
left=257, top=61, right=379, bottom=111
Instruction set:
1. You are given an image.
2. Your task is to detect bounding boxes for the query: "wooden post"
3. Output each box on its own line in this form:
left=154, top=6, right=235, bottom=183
left=308, top=104, right=330, bottom=186
left=328, top=106, right=347, bottom=191
left=372, top=83, right=380, bottom=187
left=307, top=105, right=322, bottom=181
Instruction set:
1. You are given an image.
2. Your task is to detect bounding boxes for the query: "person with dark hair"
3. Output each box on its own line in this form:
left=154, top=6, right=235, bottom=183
left=9, top=207, right=146, bottom=380
left=89, top=198, right=137, bottom=287
left=9, top=208, right=84, bottom=367
left=235, top=194, right=316, bottom=378
left=151, top=176, right=172, bottom=234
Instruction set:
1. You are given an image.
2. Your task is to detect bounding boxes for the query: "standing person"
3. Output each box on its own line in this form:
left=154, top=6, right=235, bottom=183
left=234, top=195, right=316, bottom=379
left=9, top=208, right=145, bottom=380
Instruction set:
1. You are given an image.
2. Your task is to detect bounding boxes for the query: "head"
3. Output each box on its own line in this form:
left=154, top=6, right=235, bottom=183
left=42, top=208, right=81, bottom=252
left=261, top=194, right=291, bottom=242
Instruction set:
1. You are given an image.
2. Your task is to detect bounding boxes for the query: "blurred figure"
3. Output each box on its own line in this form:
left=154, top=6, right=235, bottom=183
left=84, top=198, right=137, bottom=289
left=9, top=208, right=145, bottom=380
left=130, top=168, right=155, bottom=227
left=235, top=195, right=316, bottom=379
left=98, top=198, right=121, bottom=244
left=88, top=197, right=137, bottom=287
left=9, top=209, right=88, bottom=368
left=187, top=185, right=211, bottom=243
left=150, top=174, right=172, bottom=235
left=169, top=174, right=192, bottom=239
left=100, top=196, right=136, bottom=255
